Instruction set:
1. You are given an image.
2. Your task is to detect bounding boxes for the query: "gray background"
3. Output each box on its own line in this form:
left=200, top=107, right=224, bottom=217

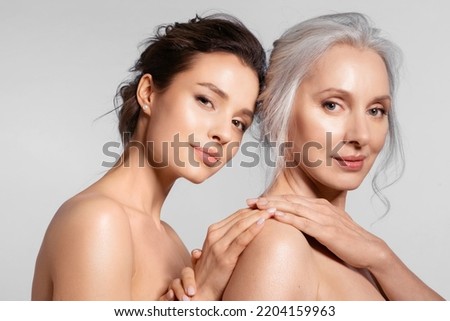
left=1, top=0, right=449, bottom=300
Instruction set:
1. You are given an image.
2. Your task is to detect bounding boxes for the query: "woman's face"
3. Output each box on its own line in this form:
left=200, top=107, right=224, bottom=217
left=144, top=52, right=259, bottom=183
left=289, top=44, right=391, bottom=192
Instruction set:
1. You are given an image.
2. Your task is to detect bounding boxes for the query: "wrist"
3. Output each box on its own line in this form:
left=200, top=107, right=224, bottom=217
left=367, top=239, right=396, bottom=276
left=191, top=285, right=220, bottom=301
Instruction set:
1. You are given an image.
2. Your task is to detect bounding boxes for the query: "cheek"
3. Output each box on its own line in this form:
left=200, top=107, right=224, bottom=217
left=370, top=124, right=389, bottom=154
left=155, top=106, right=200, bottom=140
left=291, top=112, right=345, bottom=149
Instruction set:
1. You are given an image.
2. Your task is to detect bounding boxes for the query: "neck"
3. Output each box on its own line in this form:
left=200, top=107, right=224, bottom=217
left=266, top=167, right=347, bottom=209
left=101, top=146, right=177, bottom=225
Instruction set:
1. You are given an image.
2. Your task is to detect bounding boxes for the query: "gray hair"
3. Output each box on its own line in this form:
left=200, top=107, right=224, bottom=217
left=258, top=12, right=404, bottom=212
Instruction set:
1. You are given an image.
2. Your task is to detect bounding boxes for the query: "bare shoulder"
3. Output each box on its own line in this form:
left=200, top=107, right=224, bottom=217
left=51, top=192, right=130, bottom=231
left=248, top=218, right=312, bottom=255
left=44, top=192, right=133, bottom=254
left=223, top=219, right=318, bottom=300
left=33, top=192, right=134, bottom=300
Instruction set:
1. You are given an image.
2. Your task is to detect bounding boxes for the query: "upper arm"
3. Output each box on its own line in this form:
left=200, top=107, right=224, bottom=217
left=43, top=197, right=134, bottom=300
left=222, top=220, right=318, bottom=300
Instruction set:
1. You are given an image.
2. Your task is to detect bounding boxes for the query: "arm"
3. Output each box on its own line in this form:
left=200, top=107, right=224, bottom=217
left=364, top=242, right=444, bottom=301
left=38, top=197, right=134, bottom=300
left=251, top=195, right=445, bottom=301
left=222, top=220, right=319, bottom=300
left=191, top=208, right=276, bottom=300
left=161, top=208, right=276, bottom=301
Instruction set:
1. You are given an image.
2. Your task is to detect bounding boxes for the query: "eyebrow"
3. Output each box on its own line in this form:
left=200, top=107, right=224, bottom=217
left=197, top=82, right=229, bottom=99
left=316, top=88, right=392, bottom=104
left=240, top=108, right=254, bottom=119
left=197, top=82, right=254, bottom=118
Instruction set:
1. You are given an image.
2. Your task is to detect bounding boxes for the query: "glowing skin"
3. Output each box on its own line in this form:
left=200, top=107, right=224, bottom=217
left=138, top=52, right=259, bottom=185
left=151, top=44, right=443, bottom=302
left=223, top=45, right=393, bottom=300
left=31, top=52, right=263, bottom=300
left=283, top=44, right=391, bottom=207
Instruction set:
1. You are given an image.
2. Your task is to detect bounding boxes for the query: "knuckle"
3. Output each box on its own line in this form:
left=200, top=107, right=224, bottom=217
left=239, top=208, right=251, bottom=214
left=210, top=242, right=225, bottom=256
left=234, top=234, right=249, bottom=248
left=293, top=203, right=303, bottom=213
left=207, top=223, right=218, bottom=234
left=235, top=218, right=249, bottom=230
left=298, top=217, right=308, bottom=229
left=219, top=256, right=235, bottom=268
left=172, top=278, right=180, bottom=288
left=285, top=194, right=296, bottom=202
left=181, top=266, right=192, bottom=276
left=206, top=229, right=219, bottom=244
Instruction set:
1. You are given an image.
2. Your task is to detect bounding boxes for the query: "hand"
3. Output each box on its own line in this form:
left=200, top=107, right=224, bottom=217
left=248, top=195, right=388, bottom=270
left=159, top=266, right=196, bottom=301
left=191, top=207, right=275, bottom=300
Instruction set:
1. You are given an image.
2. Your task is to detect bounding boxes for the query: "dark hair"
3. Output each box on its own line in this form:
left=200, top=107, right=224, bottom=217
left=115, top=14, right=266, bottom=146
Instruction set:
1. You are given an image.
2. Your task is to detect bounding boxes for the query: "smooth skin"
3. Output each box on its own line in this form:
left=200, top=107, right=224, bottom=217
left=31, top=52, right=271, bottom=300
left=221, top=45, right=444, bottom=300
left=249, top=195, right=444, bottom=300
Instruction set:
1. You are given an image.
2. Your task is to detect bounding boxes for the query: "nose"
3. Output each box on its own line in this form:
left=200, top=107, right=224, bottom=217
left=208, top=117, right=233, bottom=145
left=344, top=111, right=370, bottom=147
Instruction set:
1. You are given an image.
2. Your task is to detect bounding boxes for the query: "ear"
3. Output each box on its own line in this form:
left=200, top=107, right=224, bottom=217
left=136, top=74, right=155, bottom=116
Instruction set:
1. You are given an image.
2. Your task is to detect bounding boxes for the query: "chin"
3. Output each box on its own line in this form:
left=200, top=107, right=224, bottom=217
left=185, top=176, right=207, bottom=185
left=328, top=178, right=365, bottom=192
left=181, top=168, right=216, bottom=185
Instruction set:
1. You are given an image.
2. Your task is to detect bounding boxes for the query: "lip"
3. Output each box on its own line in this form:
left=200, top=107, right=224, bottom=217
left=332, top=155, right=366, bottom=171
left=192, top=145, right=221, bottom=167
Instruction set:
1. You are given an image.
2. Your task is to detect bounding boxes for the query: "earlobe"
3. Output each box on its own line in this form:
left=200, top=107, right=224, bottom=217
left=136, top=74, right=154, bottom=115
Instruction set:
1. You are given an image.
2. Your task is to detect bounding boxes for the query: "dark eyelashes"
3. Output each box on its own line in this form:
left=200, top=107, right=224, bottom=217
left=232, top=119, right=247, bottom=131
left=195, top=94, right=250, bottom=131
left=196, top=95, right=212, bottom=107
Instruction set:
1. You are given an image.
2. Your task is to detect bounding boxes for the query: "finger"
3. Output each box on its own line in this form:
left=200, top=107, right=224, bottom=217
left=218, top=208, right=271, bottom=234
left=215, top=209, right=274, bottom=252
left=255, top=199, right=322, bottom=223
left=245, top=198, right=259, bottom=208
left=209, top=207, right=254, bottom=231
left=171, top=278, right=190, bottom=301
left=272, top=211, right=323, bottom=238
left=261, top=195, right=353, bottom=221
left=225, top=214, right=269, bottom=259
left=191, top=249, right=202, bottom=266
left=159, top=289, right=174, bottom=301
left=207, top=209, right=267, bottom=243
left=181, top=267, right=196, bottom=297
left=256, top=196, right=350, bottom=225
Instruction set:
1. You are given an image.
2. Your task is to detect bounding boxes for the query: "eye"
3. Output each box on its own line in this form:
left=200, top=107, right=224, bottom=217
left=232, top=119, right=247, bottom=132
left=322, top=101, right=340, bottom=111
left=368, top=107, right=387, bottom=118
left=196, top=95, right=214, bottom=109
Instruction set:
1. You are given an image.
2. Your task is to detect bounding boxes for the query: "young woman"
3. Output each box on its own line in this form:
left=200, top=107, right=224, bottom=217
left=31, top=14, right=270, bottom=300
left=220, top=12, right=444, bottom=300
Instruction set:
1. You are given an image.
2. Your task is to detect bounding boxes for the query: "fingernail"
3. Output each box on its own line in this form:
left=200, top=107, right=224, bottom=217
left=275, top=210, right=285, bottom=217
left=246, top=198, right=258, bottom=205
left=267, top=207, right=276, bottom=214
left=257, top=198, right=268, bottom=206
left=257, top=217, right=266, bottom=225
left=187, top=286, right=195, bottom=296
left=166, top=290, right=174, bottom=299
left=182, top=295, right=190, bottom=301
